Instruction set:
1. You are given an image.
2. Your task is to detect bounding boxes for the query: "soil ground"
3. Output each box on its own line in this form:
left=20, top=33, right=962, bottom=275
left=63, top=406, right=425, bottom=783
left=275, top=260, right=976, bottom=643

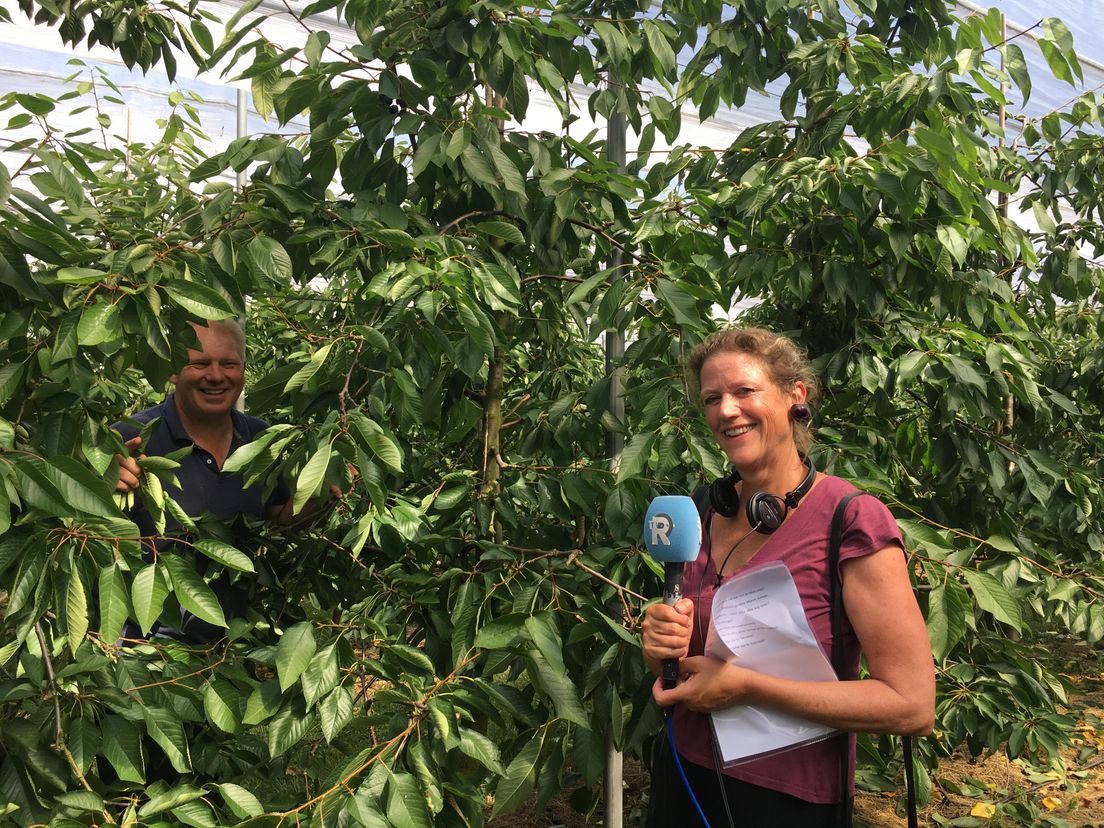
left=489, top=640, right=1104, bottom=828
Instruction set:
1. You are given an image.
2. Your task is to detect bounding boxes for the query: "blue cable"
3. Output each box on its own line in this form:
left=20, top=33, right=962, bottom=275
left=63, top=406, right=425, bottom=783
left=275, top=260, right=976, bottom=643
left=666, top=714, right=712, bottom=828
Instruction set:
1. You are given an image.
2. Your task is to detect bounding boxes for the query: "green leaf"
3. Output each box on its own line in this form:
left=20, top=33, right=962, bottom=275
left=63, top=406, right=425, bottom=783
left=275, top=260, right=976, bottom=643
left=293, top=440, right=332, bottom=514
left=171, top=799, right=219, bottom=828
left=0, top=162, right=10, bottom=208
left=161, top=554, right=227, bottom=629
left=962, top=569, right=1022, bottom=632
left=0, top=363, right=24, bottom=407
left=926, top=581, right=969, bottom=663
left=6, top=547, right=45, bottom=617
left=54, top=790, right=104, bottom=812
left=474, top=613, right=527, bottom=649
left=267, top=707, right=314, bottom=757
left=485, top=141, right=527, bottom=198
left=984, top=535, right=1019, bottom=554
left=475, top=261, right=522, bottom=310
left=491, top=733, right=543, bottom=818
left=98, top=563, right=130, bottom=645
left=458, top=727, right=504, bottom=774
left=524, top=614, right=566, bottom=675
left=193, top=539, right=255, bottom=573
left=604, top=485, right=637, bottom=540
left=474, top=220, right=525, bottom=246
left=242, top=679, right=282, bottom=725
left=203, top=679, right=241, bottom=733
left=65, top=573, right=88, bottom=655
left=131, top=562, right=170, bottom=635
left=899, top=519, right=954, bottom=558
left=67, top=717, right=100, bottom=773
left=43, top=456, right=118, bottom=518
left=346, top=791, right=390, bottom=826
left=455, top=296, right=495, bottom=357
left=352, top=415, right=403, bottom=471
left=614, top=432, right=655, bottom=483
left=1005, top=43, right=1031, bottom=102
left=101, top=715, right=145, bottom=783
left=653, top=278, right=699, bottom=326
left=592, top=20, right=627, bottom=64
left=142, top=707, right=192, bottom=772
left=138, top=784, right=205, bottom=818
left=251, top=72, right=275, bottom=121
left=385, top=772, right=432, bottom=828
left=301, top=644, right=339, bottom=707
left=246, top=235, right=294, bottom=283
left=0, top=638, right=19, bottom=667
left=643, top=19, right=676, bottom=76
left=527, top=649, right=587, bottom=726
left=222, top=424, right=292, bottom=473
left=566, top=271, right=611, bottom=305
left=164, top=280, right=235, bottom=320
left=276, top=621, right=317, bottom=691
left=461, top=145, right=499, bottom=192
left=283, top=341, right=334, bottom=393
left=319, top=685, right=353, bottom=742
left=218, top=783, right=264, bottom=819
left=57, top=267, right=107, bottom=284
left=76, top=299, right=122, bottom=346
left=935, top=225, right=968, bottom=265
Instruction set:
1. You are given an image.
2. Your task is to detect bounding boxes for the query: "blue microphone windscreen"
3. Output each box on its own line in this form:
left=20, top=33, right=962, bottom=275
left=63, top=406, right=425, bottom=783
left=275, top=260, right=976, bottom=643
left=643, top=495, right=702, bottom=563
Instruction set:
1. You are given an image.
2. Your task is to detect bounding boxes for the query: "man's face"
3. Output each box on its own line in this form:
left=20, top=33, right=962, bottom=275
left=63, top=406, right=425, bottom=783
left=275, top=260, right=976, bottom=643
left=170, top=323, right=245, bottom=423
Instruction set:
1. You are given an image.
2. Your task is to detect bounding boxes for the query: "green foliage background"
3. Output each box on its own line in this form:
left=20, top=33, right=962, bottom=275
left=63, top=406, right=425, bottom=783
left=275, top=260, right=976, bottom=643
left=1, top=0, right=1103, bottom=824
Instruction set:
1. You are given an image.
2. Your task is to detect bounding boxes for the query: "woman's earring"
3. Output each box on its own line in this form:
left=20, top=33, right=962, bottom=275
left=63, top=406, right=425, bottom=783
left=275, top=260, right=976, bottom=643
left=789, top=403, right=811, bottom=423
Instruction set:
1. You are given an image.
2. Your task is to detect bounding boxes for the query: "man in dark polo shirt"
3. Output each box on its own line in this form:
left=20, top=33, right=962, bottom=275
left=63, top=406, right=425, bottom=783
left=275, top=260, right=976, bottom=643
left=113, top=318, right=313, bottom=642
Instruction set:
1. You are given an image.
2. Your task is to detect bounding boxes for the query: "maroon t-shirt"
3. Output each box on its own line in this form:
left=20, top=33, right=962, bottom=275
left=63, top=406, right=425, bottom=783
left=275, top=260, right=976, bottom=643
left=672, top=475, right=904, bottom=804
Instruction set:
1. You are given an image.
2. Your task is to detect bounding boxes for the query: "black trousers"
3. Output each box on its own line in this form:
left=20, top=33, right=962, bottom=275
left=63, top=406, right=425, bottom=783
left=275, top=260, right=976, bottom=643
left=645, top=734, right=843, bottom=828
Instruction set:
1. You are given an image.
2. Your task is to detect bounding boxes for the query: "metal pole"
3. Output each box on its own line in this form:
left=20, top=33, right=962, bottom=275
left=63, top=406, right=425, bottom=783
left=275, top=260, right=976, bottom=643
left=236, top=87, right=248, bottom=412
left=236, top=88, right=248, bottom=191
left=603, top=85, right=628, bottom=828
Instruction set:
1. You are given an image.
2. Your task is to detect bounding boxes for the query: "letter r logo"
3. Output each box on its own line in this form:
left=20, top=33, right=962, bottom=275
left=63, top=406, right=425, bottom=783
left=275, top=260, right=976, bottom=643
left=649, top=513, right=672, bottom=546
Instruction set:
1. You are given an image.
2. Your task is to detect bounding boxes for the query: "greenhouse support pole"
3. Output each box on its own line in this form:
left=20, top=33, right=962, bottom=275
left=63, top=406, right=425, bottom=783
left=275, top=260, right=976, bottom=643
left=236, top=88, right=248, bottom=411
left=236, top=89, right=248, bottom=191
left=604, top=93, right=628, bottom=828
left=998, top=14, right=1015, bottom=436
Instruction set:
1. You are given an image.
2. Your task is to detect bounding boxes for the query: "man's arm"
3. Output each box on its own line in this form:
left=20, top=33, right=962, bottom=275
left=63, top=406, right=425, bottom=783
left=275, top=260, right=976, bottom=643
left=268, top=482, right=347, bottom=527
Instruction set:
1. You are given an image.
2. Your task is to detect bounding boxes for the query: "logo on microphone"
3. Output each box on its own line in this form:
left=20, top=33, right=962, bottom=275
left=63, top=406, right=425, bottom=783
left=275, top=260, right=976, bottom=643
left=648, top=513, right=673, bottom=546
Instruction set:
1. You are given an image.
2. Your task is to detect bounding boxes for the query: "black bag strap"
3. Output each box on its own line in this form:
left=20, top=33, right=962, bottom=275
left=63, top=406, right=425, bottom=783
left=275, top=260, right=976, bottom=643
left=829, top=490, right=918, bottom=828
left=691, top=484, right=712, bottom=526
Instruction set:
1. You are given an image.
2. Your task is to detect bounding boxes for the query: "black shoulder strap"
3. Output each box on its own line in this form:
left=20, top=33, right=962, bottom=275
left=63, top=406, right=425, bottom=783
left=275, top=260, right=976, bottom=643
left=828, top=490, right=917, bottom=828
left=829, top=491, right=864, bottom=828
left=828, top=491, right=867, bottom=673
left=691, top=484, right=711, bottom=522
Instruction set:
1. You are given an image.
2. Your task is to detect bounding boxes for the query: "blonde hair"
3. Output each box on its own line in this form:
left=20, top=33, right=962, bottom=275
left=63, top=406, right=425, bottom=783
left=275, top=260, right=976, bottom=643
left=189, top=318, right=246, bottom=361
left=686, top=327, right=819, bottom=453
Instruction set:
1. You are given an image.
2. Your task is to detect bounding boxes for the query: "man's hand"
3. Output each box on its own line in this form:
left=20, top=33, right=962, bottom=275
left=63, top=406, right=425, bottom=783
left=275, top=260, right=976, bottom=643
left=270, top=464, right=358, bottom=527
left=114, top=436, right=145, bottom=493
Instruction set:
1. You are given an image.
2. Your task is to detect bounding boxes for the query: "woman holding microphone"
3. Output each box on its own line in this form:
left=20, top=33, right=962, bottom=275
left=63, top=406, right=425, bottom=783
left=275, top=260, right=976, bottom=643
left=641, top=327, right=934, bottom=827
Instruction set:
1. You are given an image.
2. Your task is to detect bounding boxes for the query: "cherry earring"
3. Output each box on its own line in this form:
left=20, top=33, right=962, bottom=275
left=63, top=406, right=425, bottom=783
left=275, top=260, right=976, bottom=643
left=789, top=403, right=811, bottom=423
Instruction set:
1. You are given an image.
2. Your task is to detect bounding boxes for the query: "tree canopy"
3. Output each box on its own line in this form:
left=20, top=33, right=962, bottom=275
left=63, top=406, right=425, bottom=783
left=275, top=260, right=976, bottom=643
left=1, top=0, right=1103, bottom=824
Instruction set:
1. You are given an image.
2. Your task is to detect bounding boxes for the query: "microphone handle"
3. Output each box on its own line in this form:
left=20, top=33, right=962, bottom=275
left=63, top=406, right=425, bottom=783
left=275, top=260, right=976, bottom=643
left=661, top=561, right=686, bottom=690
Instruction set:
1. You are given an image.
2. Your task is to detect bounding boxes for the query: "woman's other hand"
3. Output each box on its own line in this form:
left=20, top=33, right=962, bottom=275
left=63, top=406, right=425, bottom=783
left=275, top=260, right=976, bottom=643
left=651, top=656, right=748, bottom=712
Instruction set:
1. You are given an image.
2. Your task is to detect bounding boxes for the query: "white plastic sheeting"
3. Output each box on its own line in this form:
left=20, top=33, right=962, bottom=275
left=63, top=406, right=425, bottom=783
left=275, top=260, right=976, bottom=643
left=0, top=1, right=1101, bottom=167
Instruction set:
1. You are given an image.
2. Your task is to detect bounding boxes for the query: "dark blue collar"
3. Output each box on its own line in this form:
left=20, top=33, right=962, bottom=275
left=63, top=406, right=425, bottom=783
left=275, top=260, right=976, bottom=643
left=162, top=393, right=248, bottom=446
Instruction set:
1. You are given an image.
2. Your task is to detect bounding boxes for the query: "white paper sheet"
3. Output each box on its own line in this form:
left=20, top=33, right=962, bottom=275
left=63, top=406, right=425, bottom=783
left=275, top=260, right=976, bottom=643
left=705, top=560, right=839, bottom=765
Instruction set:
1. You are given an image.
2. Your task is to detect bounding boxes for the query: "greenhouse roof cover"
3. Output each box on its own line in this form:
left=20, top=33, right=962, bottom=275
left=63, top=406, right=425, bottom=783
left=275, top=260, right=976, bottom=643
left=0, top=0, right=1101, bottom=152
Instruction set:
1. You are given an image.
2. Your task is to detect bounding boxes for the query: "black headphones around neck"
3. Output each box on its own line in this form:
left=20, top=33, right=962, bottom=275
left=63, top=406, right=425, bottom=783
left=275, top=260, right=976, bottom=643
left=708, top=455, right=816, bottom=534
